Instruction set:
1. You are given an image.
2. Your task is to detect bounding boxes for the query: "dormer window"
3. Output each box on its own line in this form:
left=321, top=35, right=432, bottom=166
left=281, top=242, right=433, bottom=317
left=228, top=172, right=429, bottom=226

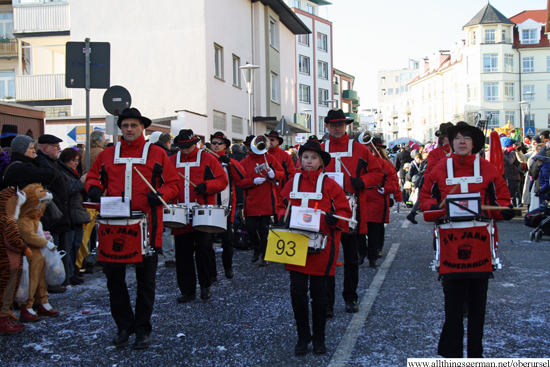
left=517, top=19, right=543, bottom=45
left=522, top=29, right=538, bottom=44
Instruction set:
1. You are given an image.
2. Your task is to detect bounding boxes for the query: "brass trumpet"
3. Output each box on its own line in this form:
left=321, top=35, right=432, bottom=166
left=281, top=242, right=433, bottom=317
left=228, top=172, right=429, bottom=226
left=251, top=135, right=269, bottom=155
left=358, top=131, right=381, bottom=158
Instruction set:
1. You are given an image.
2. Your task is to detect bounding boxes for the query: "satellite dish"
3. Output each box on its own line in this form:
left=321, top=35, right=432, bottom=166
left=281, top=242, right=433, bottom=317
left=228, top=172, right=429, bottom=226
left=103, top=85, right=131, bottom=115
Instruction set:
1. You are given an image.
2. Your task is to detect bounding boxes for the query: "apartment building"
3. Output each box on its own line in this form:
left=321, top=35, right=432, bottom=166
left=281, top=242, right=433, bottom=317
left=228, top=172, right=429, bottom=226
left=333, top=68, right=360, bottom=133
left=0, top=0, right=311, bottom=145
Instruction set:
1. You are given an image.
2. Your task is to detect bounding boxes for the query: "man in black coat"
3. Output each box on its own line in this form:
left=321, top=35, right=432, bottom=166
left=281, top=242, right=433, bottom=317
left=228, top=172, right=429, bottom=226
left=394, top=144, right=413, bottom=174
left=37, top=134, right=71, bottom=292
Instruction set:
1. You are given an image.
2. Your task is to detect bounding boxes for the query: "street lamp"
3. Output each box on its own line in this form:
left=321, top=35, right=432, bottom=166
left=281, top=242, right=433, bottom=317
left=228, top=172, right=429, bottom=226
left=240, top=64, right=260, bottom=135
left=519, top=91, right=534, bottom=138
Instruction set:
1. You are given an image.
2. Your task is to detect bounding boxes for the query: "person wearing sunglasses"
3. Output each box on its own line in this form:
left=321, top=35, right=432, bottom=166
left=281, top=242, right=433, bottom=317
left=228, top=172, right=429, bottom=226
left=266, top=130, right=296, bottom=190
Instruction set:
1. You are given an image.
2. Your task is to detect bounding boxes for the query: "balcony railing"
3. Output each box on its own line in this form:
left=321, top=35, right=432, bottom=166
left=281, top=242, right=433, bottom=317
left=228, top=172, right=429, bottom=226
left=13, top=3, right=70, bottom=34
left=0, top=40, right=18, bottom=58
left=16, top=74, right=71, bottom=101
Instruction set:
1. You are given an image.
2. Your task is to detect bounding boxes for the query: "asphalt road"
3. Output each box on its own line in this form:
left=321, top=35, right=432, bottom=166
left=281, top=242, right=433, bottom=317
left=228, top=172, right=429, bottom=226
left=1, top=206, right=549, bottom=366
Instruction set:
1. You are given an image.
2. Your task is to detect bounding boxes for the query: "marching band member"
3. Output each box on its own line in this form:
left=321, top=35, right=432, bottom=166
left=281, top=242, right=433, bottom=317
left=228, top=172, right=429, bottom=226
left=208, top=132, right=246, bottom=279
left=236, top=135, right=284, bottom=266
left=266, top=130, right=296, bottom=189
left=277, top=141, right=351, bottom=355
left=321, top=109, right=383, bottom=314
left=86, top=108, right=179, bottom=349
left=419, top=121, right=515, bottom=358
left=169, top=130, right=228, bottom=303
left=360, top=138, right=399, bottom=268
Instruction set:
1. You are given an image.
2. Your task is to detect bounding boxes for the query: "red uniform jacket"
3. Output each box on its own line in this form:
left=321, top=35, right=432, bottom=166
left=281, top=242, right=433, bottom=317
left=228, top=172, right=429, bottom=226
left=365, top=157, right=399, bottom=223
left=321, top=134, right=383, bottom=234
left=169, top=147, right=228, bottom=234
left=85, top=135, right=179, bottom=248
left=268, top=146, right=296, bottom=190
left=236, top=152, right=285, bottom=217
left=278, top=169, right=352, bottom=276
left=424, top=144, right=451, bottom=179
left=211, top=150, right=246, bottom=223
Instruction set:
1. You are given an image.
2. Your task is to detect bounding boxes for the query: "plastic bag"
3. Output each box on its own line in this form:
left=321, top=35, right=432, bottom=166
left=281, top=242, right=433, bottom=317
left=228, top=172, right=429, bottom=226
left=41, top=248, right=66, bottom=286
left=14, top=257, right=29, bottom=303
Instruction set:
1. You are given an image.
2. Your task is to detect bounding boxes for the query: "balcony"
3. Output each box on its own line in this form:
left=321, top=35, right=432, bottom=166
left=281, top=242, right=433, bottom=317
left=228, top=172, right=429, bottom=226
left=377, top=113, right=383, bottom=121
left=391, top=110, right=398, bottom=118
left=0, top=40, right=18, bottom=59
left=13, top=2, right=70, bottom=35
left=16, top=74, right=71, bottom=101
left=342, top=90, right=358, bottom=101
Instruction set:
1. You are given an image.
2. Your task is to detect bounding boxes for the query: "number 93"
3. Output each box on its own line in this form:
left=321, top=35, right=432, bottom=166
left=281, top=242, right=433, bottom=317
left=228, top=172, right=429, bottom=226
left=276, top=239, right=296, bottom=257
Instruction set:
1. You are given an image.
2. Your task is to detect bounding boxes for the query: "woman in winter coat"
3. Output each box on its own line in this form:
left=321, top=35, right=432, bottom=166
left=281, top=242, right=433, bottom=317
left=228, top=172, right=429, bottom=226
left=277, top=141, right=352, bottom=355
left=58, top=148, right=91, bottom=285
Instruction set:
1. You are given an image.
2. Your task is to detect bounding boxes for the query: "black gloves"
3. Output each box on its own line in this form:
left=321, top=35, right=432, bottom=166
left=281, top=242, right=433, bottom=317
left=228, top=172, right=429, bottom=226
left=88, top=186, right=102, bottom=203
left=278, top=216, right=287, bottom=226
left=500, top=205, right=516, bottom=221
left=534, top=191, right=541, bottom=197
left=194, top=183, right=207, bottom=195
left=325, top=212, right=338, bottom=226
left=147, top=191, right=163, bottom=206
left=350, top=177, right=365, bottom=190
left=429, top=204, right=441, bottom=211
left=389, top=198, right=395, bottom=207
left=218, top=155, right=231, bottom=164
left=154, top=246, right=164, bottom=255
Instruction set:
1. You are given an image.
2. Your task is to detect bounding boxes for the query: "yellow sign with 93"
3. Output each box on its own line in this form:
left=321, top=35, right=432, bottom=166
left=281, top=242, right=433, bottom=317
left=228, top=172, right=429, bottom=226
left=264, top=229, right=309, bottom=266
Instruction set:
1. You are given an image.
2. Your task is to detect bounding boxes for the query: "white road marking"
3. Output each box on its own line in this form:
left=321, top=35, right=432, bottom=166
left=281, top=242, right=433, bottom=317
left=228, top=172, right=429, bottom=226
left=328, top=242, right=400, bottom=367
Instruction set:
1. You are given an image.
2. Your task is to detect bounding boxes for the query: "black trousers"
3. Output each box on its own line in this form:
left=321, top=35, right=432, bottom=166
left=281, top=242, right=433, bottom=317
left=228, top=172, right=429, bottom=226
left=103, top=252, right=158, bottom=336
left=507, top=180, right=521, bottom=207
left=245, top=215, right=271, bottom=256
left=327, top=233, right=358, bottom=308
left=367, top=222, right=385, bottom=261
left=175, top=231, right=213, bottom=296
left=290, top=271, right=328, bottom=343
left=438, top=277, right=489, bottom=358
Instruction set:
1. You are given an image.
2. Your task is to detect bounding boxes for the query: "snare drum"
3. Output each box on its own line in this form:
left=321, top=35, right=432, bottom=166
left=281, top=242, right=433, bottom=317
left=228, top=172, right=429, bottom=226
left=347, top=194, right=357, bottom=233
left=97, top=211, right=152, bottom=264
left=192, top=205, right=227, bottom=233
left=163, top=204, right=187, bottom=228
left=270, top=227, right=328, bottom=254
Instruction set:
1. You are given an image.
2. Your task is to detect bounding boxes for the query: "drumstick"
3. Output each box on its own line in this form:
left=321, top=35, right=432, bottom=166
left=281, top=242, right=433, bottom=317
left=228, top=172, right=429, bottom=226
left=481, top=205, right=521, bottom=211
left=133, top=167, right=170, bottom=210
left=283, top=201, right=291, bottom=223
left=337, top=157, right=352, bottom=177
left=203, top=146, right=222, bottom=159
left=320, top=211, right=357, bottom=224
left=178, top=172, right=197, bottom=188
left=439, top=184, right=460, bottom=209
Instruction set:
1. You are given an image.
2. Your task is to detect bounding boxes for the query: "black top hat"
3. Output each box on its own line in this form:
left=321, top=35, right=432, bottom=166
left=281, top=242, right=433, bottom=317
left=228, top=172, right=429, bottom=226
left=174, top=129, right=200, bottom=149
left=265, top=130, right=284, bottom=146
left=0, top=124, right=18, bottom=148
left=436, top=122, right=454, bottom=137
left=372, top=137, right=386, bottom=149
left=298, top=141, right=331, bottom=168
left=324, top=109, right=353, bottom=125
left=210, top=131, right=231, bottom=147
left=117, top=108, right=152, bottom=129
left=446, top=121, right=485, bottom=155
left=307, top=135, right=319, bottom=143
left=243, top=135, right=255, bottom=146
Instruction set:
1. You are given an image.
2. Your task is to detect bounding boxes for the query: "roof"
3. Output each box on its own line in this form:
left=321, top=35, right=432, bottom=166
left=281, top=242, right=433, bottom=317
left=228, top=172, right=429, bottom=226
left=252, top=0, right=311, bottom=35
left=463, top=3, right=514, bottom=29
left=509, top=9, right=546, bottom=24
left=308, top=0, right=332, bottom=5
left=333, top=68, right=355, bottom=80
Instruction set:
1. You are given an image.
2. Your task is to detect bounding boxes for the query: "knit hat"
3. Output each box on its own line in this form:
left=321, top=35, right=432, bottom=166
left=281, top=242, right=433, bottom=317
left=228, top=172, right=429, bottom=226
left=10, top=135, right=35, bottom=155
left=500, top=137, right=512, bottom=148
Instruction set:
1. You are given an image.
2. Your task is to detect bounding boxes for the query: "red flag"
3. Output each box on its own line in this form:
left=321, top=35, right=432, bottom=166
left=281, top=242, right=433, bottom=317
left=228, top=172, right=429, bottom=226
left=488, top=130, right=504, bottom=175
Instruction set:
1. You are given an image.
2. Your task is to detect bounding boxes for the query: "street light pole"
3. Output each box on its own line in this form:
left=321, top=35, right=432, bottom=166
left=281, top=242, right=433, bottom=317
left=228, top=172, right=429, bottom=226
left=240, top=64, right=259, bottom=136
left=519, top=91, right=534, bottom=138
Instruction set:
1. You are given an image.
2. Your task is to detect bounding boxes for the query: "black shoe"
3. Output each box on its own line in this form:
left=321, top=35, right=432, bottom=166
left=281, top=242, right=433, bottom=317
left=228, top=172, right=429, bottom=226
left=112, top=328, right=133, bottom=347
left=200, top=287, right=211, bottom=300
left=358, top=254, right=365, bottom=265
left=177, top=294, right=196, bottom=303
left=69, top=276, right=81, bottom=286
left=251, top=253, right=259, bottom=263
left=313, top=340, right=327, bottom=354
left=294, top=338, right=310, bottom=355
left=259, top=254, right=268, bottom=267
left=47, top=285, right=66, bottom=294
left=225, top=267, right=234, bottom=279
left=369, top=259, right=378, bottom=268
left=326, top=307, right=334, bottom=318
left=345, top=301, right=359, bottom=313
left=406, top=212, right=418, bottom=224
left=210, top=276, right=218, bottom=284
left=377, top=250, right=383, bottom=259
left=133, top=334, right=150, bottom=350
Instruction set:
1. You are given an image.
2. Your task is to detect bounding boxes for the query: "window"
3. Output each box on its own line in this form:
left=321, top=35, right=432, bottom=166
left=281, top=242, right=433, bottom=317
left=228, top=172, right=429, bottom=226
left=548, top=56, right=550, bottom=72
left=0, top=70, right=15, bottom=99
left=297, top=34, right=309, bottom=46
left=381, top=89, right=386, bottom=96
left=299, top=55, right=310, bottom=75
left=504, top=54, right=514, bottom=72
left=484, top=82, right=499, bottom=101
left=523, top=85, right=535, bottom=101
left=213, top=110, right=226, bottom=130
left=318, top=88, right=329, bottom=106
left=269, top=18, right=279, bottom=49
left=388, top=88, right=394, bottom=95
left=395, top=76, right=399, bottom=82
left=299, top=84, right=310, bottom=103
left=485, top=111, right=499, bottom=128
left=523, top=57, right=534, bottom=73
left=381, top=77, right=386, bottom=84
left=271, top=72, right=279, bottom=103
left=306, top=4, right=314, bottom=14
left=485, top=29, right=495, bottom=44
left=483, top=54, right=498, bottom=72
left=0, top=13, right=14, bottom=38
left=521, top=29, right=538, bottom=44
left=292, top=0, right=300, bottom=8
left=319, top=116, right=326, bottom=134
left=525, top=114, right=535, bottom=127
left=471, top=31, right=476, bottom=45
left=502, top=30, right=506, bottom=43
left=548, top=85, right=550, bottom=101
left=505, top=111, right=515, bottom=127
left=317, top=32, right=327, bottom=52
left=318, top=61, right=328, bottom=79
left=214, top=44, right=223, bottom=80
left=232, top=115, right=243, bottom=134
left=504, top=82, right=514, bottom=101
left=232, top=55, right=240, bottom=87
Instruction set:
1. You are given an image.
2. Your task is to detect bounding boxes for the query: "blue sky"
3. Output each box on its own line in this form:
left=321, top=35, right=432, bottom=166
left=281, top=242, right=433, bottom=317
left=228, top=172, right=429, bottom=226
left=326, top=0, right=547, bottom=110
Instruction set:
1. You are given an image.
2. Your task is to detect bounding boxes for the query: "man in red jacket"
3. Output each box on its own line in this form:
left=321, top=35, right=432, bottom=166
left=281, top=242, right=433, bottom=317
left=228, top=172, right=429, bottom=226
left=169, top=129, right=228, bottom=303
left=321, top=109, right=383, bottom=314
left=208, top=132, right=246, bottom=279
left=236, top=135, right=285, bottom=266
left=86, top=108, right=179, bottom=350
left=266, top=130, right=296, bottom=190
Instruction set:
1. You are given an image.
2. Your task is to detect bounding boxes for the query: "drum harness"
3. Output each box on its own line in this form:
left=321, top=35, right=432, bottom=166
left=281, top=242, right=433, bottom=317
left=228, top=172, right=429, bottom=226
left=114, top=141, right=151, bottom=201
left=444, top=155, right=484, bottom=219
left=289, top=172, right=326, bottom=207
left=176, top=150, right=202, bottom=207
